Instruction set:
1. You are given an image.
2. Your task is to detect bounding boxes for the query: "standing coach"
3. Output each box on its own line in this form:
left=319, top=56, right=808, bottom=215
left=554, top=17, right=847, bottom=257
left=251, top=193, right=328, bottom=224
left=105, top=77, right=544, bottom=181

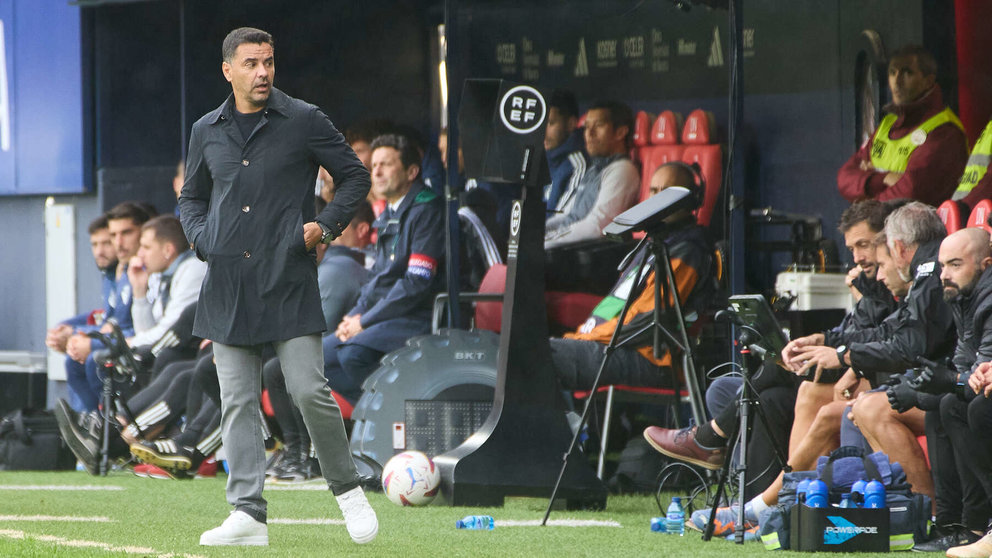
left=179, top=27, right=377, bottom=547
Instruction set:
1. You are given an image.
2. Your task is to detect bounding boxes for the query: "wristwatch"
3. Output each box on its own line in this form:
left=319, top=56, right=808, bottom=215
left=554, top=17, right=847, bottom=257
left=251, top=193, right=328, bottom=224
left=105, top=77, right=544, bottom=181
left=317, top=221, right=335, bottom=244
left=836, top=345, right=849, bottom=366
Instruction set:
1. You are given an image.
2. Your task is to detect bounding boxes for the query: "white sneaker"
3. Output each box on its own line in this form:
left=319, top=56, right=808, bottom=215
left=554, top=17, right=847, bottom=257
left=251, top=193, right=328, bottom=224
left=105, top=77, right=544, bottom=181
left=199, top=510, right=268, bottom=546
left=336, top=486, right=378, bottom=544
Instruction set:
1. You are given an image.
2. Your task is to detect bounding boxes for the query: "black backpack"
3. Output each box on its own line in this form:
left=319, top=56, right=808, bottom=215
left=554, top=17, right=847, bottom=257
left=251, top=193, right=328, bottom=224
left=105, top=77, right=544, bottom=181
left=0, top=408, right=77, bottom=471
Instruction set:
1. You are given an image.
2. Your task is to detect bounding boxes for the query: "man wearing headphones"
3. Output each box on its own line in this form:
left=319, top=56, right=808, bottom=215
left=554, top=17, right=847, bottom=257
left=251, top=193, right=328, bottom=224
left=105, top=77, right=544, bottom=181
left=550, top=162, right=717, bottom=392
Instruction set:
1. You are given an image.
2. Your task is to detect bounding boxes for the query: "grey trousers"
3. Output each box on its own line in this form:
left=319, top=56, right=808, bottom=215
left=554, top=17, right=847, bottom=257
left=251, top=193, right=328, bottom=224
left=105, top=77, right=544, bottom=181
left=214, top=335, right=359, bottom=522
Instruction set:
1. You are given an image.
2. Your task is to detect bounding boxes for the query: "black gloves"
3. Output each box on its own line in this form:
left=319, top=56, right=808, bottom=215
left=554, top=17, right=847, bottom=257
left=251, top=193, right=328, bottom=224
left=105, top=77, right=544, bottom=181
left=886, top=375, right=920, bottom=413
left=909, top=357, right=957, bottom=395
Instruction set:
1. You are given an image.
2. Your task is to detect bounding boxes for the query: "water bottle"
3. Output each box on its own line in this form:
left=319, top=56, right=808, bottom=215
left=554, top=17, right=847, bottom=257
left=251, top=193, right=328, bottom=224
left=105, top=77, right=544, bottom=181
left=838, top=493, right=854, bottom=508
left=796, top=478, right=811, bottom=504
left=851, top=478, right=867, bottom=507
left=456, top=515, right=495, bottom=530
left=806, top=479, right=828, bottom=508
left=664, top=496, right=685, bottom=536
left=864, top=480, right=886, bottom=509
left=650, top=517, right=665, bottom=532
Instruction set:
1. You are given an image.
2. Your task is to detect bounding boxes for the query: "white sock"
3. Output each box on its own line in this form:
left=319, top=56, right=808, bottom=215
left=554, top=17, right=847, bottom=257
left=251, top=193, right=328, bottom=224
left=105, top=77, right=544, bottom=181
left=745, top=494, right=769, bottom=523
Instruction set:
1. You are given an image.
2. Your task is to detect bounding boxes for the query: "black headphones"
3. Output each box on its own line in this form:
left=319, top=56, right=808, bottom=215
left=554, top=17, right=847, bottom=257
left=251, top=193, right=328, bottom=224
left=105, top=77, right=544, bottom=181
left=657, top=161, right=705, bottom=210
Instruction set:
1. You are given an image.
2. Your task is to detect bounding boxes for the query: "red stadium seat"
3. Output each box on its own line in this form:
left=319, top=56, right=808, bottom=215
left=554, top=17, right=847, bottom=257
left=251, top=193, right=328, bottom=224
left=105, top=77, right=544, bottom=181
left=632, top=110, right=655, bottom=148
left=681, top=109, right=722, bottom=227
left=637, top=111, right=686, bottom=202
left=967, top=199, right=992, bottom=232
left=681, top=108, right=716, bottom=144
left=937, top=199, right=964, bottom=234
left=652, top=110, right=684, bottom=145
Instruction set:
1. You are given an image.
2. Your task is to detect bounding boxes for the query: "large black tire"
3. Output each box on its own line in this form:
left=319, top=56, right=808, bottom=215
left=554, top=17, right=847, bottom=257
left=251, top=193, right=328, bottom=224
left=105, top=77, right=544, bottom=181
left=348, top=328, right=500, bottom=467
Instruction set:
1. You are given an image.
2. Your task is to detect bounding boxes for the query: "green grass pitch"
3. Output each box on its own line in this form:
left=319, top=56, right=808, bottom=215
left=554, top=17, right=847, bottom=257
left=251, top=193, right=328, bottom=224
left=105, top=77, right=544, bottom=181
left=0, top=470, right=898, bottom=557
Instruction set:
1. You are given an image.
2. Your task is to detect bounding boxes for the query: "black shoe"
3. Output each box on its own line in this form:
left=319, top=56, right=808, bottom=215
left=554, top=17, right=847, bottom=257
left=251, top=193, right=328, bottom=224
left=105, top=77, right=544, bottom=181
left=54, top=399, right=100, bottom=475
left=912, top=524, right=982, bottom=552
left=275, top=457, right=322, bottom=484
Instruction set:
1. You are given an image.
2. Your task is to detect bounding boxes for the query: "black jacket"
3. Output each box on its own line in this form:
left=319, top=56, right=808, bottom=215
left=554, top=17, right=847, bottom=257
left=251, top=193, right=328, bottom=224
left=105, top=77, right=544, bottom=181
left=179, top=88, right=370, bottom=345
left=823, top=271, right=898, bottom=347
left=949, top=265, right=992, bottom=382
left=846, top=239, right=955, bottom=374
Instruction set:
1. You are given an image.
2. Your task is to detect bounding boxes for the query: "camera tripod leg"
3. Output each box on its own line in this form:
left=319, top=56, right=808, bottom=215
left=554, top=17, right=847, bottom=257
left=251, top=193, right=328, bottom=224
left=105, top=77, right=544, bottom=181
left=100, top=374, right=113, bottom=476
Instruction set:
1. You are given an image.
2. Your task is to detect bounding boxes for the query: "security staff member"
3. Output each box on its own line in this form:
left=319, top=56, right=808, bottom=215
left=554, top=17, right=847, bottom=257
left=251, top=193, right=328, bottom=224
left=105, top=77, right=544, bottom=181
left=838, top=44, right=968, bottom=206
left=952, top=119, right=992, bottom=212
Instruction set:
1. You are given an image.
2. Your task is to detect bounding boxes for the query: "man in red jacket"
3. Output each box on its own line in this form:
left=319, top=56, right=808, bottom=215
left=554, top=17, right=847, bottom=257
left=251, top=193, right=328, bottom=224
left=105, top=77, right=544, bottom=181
left=837, top=45, right=968, bottom=206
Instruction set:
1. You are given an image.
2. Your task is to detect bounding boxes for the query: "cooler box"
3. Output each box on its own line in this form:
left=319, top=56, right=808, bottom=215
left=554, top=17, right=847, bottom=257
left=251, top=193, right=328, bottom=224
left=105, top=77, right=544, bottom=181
left=790, top=504, right=889, bottom=552
left=0, top=351, right=47, bottom=415
left=776, top=272, right=853, bottom=312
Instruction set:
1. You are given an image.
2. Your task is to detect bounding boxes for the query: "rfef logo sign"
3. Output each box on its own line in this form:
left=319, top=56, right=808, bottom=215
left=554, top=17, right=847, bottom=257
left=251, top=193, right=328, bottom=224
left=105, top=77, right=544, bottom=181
left=499, top=85, right=546, bottom=135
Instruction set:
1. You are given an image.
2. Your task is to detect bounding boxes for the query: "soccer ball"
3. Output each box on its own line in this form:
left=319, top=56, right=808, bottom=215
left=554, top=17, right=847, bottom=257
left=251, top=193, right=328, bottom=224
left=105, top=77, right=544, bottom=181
left=381, top=451, right=441, bottom=506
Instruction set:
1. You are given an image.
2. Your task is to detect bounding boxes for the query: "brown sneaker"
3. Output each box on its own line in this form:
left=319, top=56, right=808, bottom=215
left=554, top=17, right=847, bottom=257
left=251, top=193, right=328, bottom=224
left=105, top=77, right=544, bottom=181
left=643, top=425, right=725, bottom=470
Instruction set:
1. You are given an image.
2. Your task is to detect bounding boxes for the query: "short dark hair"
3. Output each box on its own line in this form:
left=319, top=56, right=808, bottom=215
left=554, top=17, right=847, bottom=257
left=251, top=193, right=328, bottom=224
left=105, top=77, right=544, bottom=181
left=549, top=89, right=579, bottom=120
left=106, top=201, right=154, bottom=227
left=837, top=199, right=899, bottom=234
left=370, top=133, right=421, bottom=171
left=351, top=201, right=375, bottom=226
left=889, top=44, right=937, bottom=77
left=588, top=100, right=634, bottom=148
left=141, top=215, right=188, bottom=251
left=87, top=214, right=109, bottom=236
left=345, top=119, right=395, bottom=146
left=222, top=27, right=273, bottom=62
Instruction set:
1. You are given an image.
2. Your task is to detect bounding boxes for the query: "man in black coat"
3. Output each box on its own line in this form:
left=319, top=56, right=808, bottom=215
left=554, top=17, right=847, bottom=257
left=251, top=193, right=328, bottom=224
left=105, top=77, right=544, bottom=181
left=178, top=27, right=377, bottom=547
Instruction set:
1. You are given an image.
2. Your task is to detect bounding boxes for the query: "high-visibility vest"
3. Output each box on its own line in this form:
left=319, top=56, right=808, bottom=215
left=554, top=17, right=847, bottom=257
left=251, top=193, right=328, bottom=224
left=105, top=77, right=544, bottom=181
left=953, top=119, right=992, bottom=199
left=869, top=107, right=965, bottom=173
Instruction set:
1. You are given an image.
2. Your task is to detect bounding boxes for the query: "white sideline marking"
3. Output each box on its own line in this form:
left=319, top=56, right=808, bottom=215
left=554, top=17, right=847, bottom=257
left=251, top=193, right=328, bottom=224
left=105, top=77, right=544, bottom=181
left=270, top=518, right=345, bottom=525
left=0, top=529, right=203, bottom=558
left=0, top=485, right=124, bottom=491
left=0, top=515, right=113, bottom=523
left=496, top=519, right=623, bottom=528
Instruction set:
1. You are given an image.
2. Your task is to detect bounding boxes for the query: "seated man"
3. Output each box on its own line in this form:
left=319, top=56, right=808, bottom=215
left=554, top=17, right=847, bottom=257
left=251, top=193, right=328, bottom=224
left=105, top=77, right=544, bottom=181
left=543, top=88, right=587, bottom=214
left=837, top=45, right=968, bottom=205
left=46, top=215, right=117, bottom=410
left=643, top=199, right=903, bottom=534
left=550, top=162, right=716, bottom=392
left=64, top=202, right=153, bottom=412
left=125, top=215, right=207, bottom=349
left=324, top=133, right=445, bottom=403
left=886, top=228, right=992, bottom=554
left=951, top=118, right=992, bottom=213
left=544, top=100, right=640, bottom=248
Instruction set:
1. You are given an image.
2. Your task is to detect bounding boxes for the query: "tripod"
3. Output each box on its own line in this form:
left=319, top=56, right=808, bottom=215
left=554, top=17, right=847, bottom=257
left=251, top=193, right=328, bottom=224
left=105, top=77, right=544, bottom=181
left=702, top=326, right=789, bottom=544
left=543, top=224, right=707, bottom=523
left=87, top=325, right=142, bottom=476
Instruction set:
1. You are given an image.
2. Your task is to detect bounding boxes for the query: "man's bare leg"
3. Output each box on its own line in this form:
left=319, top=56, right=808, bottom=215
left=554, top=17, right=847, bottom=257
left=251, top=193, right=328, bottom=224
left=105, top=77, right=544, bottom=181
left=788, top=381, right=834, bottom=455
left=852, top=392, right=933, bottom=501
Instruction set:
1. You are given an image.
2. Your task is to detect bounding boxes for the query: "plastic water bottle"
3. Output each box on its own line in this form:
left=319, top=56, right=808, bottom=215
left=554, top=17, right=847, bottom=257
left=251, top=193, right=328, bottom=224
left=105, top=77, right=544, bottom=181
left=650, top=517, right=665, bottom=532
left=838, top=493, right=854, bottom=508
left=851, top=478, right=867, bottom=507
left=664, top=496, right=685, bottom=535
left=806, top=479, right=828, bottom=508
left=456, top=515, right=495, bottom=530
left=796, top=478, right=811, bottom=504
left=864, top=480, right=886, bottom=509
